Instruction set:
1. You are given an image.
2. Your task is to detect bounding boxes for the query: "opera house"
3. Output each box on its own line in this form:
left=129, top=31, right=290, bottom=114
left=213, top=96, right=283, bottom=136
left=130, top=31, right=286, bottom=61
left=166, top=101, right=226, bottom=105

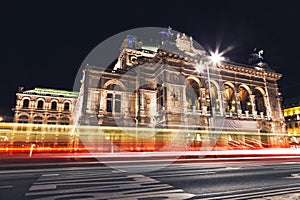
left=74, top=31, right=286, bottom=150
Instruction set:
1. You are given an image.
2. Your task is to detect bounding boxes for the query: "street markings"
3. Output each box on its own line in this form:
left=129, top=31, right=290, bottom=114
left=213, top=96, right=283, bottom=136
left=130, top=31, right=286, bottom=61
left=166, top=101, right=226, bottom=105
left=285, top=173, right=300, bottom=179
left=194, top=183, right=300, bottom=199
left=0, top=185, right=13, bottom=189
left=41, top=174, right=59, bottom=177
left=25, top=169, right=195, bottom=200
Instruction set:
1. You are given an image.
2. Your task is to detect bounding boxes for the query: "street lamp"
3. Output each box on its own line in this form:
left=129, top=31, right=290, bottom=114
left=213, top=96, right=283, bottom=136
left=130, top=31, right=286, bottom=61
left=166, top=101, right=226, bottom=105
left=196, top=51, right=224, bottom=129
left=209, top=51, right=225, bottom=65
left=0, top=116, right=4, bottom=122
left=197, top=51, right=224, bottom=115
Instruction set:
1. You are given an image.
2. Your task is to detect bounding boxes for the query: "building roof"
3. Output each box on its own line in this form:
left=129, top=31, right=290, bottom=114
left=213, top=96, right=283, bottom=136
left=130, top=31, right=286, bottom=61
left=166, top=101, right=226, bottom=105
left=22, top=88, right=79, bottom=98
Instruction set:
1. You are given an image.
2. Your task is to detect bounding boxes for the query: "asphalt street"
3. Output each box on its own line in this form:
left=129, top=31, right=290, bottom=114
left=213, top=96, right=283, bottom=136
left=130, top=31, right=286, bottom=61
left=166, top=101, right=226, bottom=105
left=1, top=158, right=300, bottom=199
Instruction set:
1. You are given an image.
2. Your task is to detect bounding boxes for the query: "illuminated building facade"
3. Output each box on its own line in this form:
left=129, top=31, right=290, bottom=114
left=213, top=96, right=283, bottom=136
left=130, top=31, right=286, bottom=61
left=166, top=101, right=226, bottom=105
left=13, top=87, right=78, bottom=125
left=77, top=32, right=285, bottom=148
left=284, top=106, right=300, bottom=135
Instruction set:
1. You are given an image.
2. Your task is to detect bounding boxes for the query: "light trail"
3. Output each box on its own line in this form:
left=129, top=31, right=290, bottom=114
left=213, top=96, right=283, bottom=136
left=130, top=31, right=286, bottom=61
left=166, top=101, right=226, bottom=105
left=0, top=122, right=296, bottom=156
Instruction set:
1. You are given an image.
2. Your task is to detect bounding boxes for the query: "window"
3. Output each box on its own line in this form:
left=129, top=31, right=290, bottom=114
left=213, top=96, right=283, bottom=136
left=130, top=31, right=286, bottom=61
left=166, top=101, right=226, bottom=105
left=254, top=89, right=266, bottom=115
left=33, top=116, right=43, bottom=124
left=23, top=99, right=29, bottom=108
left=295, top=123, right=299, bottom=128
left=289, top=123, right=293, bottom=129
left=157, top=87, right=164, bottom=109
left=239, top=87, right=252, bottom=114
left=60, top=117, right=70, bottom=125
left=106, top=93, right=121, bottom=113
left=51, top=101, right=57, bottom=110
left=47, top=116, right=57, bottom=125
left=64, top=102, right=70, bottom=111
left=18, top=115, right=29, bottom=123
left=185, top=79, right=200, bottom=110
left=223, top=84, right=236, bottom=113
left=37, top=100, right=44, bottom=109
left=115, top=94, right=121, bottom=113
left=106, top=93, right=113, bottom=112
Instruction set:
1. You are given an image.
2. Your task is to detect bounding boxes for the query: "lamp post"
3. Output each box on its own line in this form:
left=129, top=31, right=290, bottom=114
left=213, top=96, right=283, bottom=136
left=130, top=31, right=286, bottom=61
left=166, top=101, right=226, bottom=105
left=206, top=62, right=214, bottom=118
left=197, top=53, right=224, bottom=119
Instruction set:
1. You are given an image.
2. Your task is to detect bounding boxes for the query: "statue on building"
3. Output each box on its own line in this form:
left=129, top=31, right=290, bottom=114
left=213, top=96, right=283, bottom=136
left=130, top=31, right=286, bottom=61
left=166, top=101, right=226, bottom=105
left=159, top=26, right=174, bottom=45
left=248, top=48, right=268, bottom=68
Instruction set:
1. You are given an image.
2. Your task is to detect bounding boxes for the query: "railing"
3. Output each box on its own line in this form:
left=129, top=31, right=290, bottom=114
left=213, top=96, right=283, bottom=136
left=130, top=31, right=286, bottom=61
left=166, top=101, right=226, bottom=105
left=186, top=109, right=269, bottom=120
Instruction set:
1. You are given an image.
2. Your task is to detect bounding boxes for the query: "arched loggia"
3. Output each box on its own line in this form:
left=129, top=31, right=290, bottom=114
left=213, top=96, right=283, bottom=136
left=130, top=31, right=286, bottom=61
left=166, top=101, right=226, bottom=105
left=223, top=83, right=237, bottom=114
left=185, top=78, right=201, bottom=110
left=239, top=86, right=252, bottom=114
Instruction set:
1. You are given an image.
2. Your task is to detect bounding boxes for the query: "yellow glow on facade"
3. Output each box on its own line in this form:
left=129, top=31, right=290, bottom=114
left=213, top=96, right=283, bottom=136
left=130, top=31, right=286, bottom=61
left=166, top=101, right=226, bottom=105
left=284, top=106, right=300, bottom=135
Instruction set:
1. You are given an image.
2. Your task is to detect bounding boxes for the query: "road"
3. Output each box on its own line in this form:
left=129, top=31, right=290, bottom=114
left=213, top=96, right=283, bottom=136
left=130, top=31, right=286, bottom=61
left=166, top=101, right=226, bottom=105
left=1, top=157, right=300, bottom=199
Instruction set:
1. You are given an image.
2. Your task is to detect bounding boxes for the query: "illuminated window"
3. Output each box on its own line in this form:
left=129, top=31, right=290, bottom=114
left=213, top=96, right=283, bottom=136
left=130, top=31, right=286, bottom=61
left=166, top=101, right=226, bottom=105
left=23, top=99, right=29, bottom=108
left=64, top=102, right=70, bottom=111
left=51, top=101, right=57, bottom=110
left=37, top=100, right=44, bottom=109
left=223, top=84, right=236, bottom=113
left=239, top=87, right=252, bottom=114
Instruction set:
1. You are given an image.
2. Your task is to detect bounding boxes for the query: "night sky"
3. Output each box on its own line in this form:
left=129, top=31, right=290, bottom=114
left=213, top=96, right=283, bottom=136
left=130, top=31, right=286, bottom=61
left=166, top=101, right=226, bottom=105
left=1, top=1, right=300, bottom=119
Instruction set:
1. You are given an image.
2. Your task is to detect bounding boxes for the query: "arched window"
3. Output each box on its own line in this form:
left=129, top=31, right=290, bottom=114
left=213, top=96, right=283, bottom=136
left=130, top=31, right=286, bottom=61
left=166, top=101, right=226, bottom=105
left=60, top=116, right=70, bottom=125
left=23, top=99, right=29, bottom=108
left=186, top=79, right=200, bottom=110
left=33, top=115, right=43, bottom=124
left=205, top=82, right=219, bottom=112
left=51, top=101, right=57, bottom=110
left=47, top=116, right=57, bottom=125
left=18, top=115, right=29, bottom=123
left=37, top=100, right=44, bottom=109
left=64, top=102, right=70, bottom=111
left=254, top=89, right=266, bottom=115
left=239, top=87, right=252, bottom=114
left=223, top=84, right=236, bottom=113
left=106, top=84, right=122, bottom=91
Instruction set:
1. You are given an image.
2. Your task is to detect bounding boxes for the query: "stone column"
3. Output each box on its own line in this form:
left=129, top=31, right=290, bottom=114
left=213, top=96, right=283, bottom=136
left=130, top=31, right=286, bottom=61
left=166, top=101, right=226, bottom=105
left=235, top=92, right=241, bottom=110
left=217, top=91, right=224, bottom=116
left=123, top=92, right=129, bottom=118
left=263, top=95, right=271, bottom=120
left=249, top=95, right=256, bottom=118
left=235, top=92, right=242, bottom=117
left=200, top=88, right=206, bottom=114
left=139, top=89, right=145, bottom=116
left=182, top=87, right=187, bottom=113
left=138, top=89, right=146, bottom=124
left=98, top=90, right=104, bottom=124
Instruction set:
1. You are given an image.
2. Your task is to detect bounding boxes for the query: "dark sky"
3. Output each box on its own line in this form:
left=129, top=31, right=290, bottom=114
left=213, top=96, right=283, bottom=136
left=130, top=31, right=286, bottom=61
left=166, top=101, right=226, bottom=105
left=1, top=0, right=300, bottom=118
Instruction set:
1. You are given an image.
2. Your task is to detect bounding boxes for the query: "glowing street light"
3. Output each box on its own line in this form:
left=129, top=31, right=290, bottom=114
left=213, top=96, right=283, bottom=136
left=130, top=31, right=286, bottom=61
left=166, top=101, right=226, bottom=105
left=0, top=116, right=3, bottom=122
left=209, top=51, right=225, bottom=65
left=196, top=50, right=226, bottom=119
